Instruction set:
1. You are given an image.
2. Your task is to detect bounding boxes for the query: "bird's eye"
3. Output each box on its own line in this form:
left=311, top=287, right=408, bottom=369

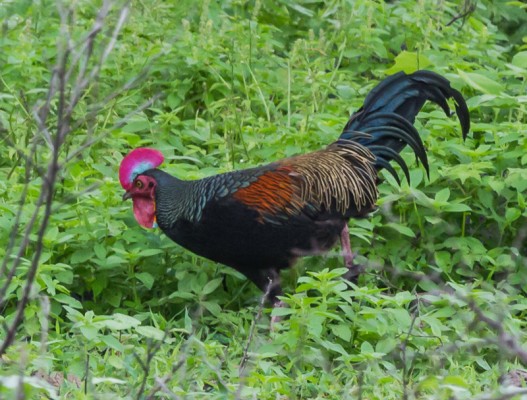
left=135, top=180, right=143, bottom=188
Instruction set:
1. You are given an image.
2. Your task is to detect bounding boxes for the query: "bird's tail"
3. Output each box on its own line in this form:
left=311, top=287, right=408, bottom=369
left=339, top=70, right=470, bottom=183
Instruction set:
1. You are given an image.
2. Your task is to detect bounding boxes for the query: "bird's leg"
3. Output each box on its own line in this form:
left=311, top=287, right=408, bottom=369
left=340, top=224, right=363, bottom=282
left=340, top=224, right=355, bottom=268
left=261, top=270, right=286, bottom=329
left=270, top=299, right=286, bottom=330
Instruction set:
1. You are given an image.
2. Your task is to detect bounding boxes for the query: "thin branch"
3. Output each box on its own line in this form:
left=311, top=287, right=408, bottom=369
left=445, top=0, right=476, bottom=27
left=0, top=0, right=139, bottom=358
left=235, top=280, right=273, bottom=398
left=134, top=331, right=169, bottom=399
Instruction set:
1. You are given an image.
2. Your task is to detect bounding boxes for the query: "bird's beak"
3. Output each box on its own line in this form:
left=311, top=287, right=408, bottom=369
left=122, top=191, right=132, bottom=201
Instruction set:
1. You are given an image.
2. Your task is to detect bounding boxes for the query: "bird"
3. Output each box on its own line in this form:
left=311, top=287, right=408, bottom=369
left=119, top=70, right=470, bottom=309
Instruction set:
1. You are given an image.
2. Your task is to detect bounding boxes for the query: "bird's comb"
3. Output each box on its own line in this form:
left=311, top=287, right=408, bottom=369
left=119, top=148, right=164, bottom=190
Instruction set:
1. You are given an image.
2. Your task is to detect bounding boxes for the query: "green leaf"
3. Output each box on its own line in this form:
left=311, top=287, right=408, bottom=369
left=135, top=326, right=165, bottom=340
left=443, top=203, right=471, bottom=212
left=102, top=335, right=124, bottom=352
left=139, top=249, right=164, bottom=257
left=435, top=251, right=452, bottom=273
left=122, top=118, right=150, bottom=133
left=331, top=324, right=351, bottom=341
left=435, top=188, right=450, bottom=203
left=443, top=375, right=469, bottom=388
left=475, top=357, right=491, bottom=371
left=505, top=208, right=521, bottom=223
left=361, top=341, right=374, bottom=354
left=511, top=51, right=527, bottom=68
left=201, top=301, right=222, bottom=316
left=271, top=307, right=294, bottom=317
left=385, top=223, right=416, bottom=238
left=201, top=278, right=223, bottom=295
left=320, top=340, right=348, bottom=356
left=79, top=324, right=99, bottom=341
left=136, top=272, right=155, bottom=290
left=385, top=51, right=432, bottom=74
left=54, top=294, right=82, bottom=309
left=106, top=291, right=122, bottom=308
left=457, top=70, right=505, bottom=95
left=103, top=314, right=141, bottom=330
left=93, top=243, right=107, bottom=259
left=71, top=248, right=94, bottom=264
left=55, top=269, right=73, bottom=284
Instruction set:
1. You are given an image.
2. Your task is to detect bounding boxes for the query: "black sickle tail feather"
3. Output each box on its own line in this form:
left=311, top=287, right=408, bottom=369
left=339, top=70, right=470, bottom=184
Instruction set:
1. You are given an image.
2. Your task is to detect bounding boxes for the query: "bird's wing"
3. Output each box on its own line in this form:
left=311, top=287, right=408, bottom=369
left=217, top=141, right=379, bottom=224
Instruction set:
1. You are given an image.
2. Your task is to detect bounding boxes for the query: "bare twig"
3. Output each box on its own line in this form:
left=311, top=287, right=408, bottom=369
left=135, top=331, right=169, bottom=399
left=400, top=306, right=419, bottom=400
left=239, top=278, right=272, bottom=373
left=445, top=0, right=476, bottom=27
left=0, top=0, right=151, bottom=358
left=466, top=299, right=527, bottom=364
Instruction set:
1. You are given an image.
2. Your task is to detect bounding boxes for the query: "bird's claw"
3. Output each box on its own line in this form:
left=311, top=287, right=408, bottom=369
left=343, top=263, right=365, bottom=284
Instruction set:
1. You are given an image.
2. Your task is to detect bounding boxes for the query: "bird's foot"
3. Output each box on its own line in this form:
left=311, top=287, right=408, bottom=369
left=342, top=262, right=365, bottom=284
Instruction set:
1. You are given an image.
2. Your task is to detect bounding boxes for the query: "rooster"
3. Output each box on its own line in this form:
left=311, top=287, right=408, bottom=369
left=120, top=70, right=470, bottom=306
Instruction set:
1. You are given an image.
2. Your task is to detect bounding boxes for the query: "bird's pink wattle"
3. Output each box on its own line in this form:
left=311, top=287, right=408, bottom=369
left=132, top=195, right=156, bottom=229
left=119, top=148, right=164, bottom=190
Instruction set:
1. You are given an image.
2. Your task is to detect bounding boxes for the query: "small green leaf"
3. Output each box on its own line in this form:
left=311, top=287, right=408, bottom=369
left=331, top=324, right=351, bottom=341
left=71, top=248, right=93, bottom=264
left=80, top=324, right=99, bottom=341
left=385, top=51, right=432, bottom=74
left=458, top=70, right=504, bottom=95
left=201, top=301, right=221, bottom=316
left=506, top=208, right=521, bottom=223
left=94, top=243, right=107, bottom=259
left=54, top=294, right=82, bottom=309
left=443, top=375, right=469, bottom=388
left=385, top=223, right=416, bottom=238
left=135, top=325, right=165, bottom=340
left=201, top=278, right=223, bottom=295
left=435, top=188, right=450, bottom=203
left=475, top=357, right=491, bottom=371
left=103, top=314, right=141, bottom=330
left=361, top=341, right=374, bottom=354
left=271, top=307, right=294, bottom=317
left=136, top=272, right=155, bottom=290
left=443, top=203, right=471, bottom=212
left=512, top=51, right=527, bottom=68
left=102, top=335, right=124, bottom=352
left=139, top=248, right=164, bottom=257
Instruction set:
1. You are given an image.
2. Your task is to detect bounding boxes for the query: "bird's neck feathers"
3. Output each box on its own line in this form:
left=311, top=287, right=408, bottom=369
left=143, top=170, right=197, bottom=225
left=145, top=170, right=212, bottom=226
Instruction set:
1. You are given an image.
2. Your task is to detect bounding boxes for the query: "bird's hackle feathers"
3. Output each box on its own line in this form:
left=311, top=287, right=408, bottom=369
left=289, top=140, right=378, bottom=214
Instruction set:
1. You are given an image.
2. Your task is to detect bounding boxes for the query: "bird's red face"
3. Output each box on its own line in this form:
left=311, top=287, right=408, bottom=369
left=119, top=148, right=164, bottom=229
left=123, top=175, right=158, bottom=229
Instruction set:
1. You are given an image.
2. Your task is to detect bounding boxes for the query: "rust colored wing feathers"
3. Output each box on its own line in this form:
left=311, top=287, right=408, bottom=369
left=232, top=140, right=379, bottom=222
left=232, top=166, right=305, bottom=220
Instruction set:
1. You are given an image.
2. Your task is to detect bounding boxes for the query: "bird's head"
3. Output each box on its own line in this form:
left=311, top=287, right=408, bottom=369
left=119, top=147, right=164, bottom=229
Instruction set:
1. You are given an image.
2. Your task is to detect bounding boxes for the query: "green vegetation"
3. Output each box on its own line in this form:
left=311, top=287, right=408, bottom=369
left=1, top=0, right=526, bottom=398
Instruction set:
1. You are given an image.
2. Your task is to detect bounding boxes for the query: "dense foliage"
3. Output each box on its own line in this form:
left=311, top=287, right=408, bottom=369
left=0, top=0, right=526, bottom=398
